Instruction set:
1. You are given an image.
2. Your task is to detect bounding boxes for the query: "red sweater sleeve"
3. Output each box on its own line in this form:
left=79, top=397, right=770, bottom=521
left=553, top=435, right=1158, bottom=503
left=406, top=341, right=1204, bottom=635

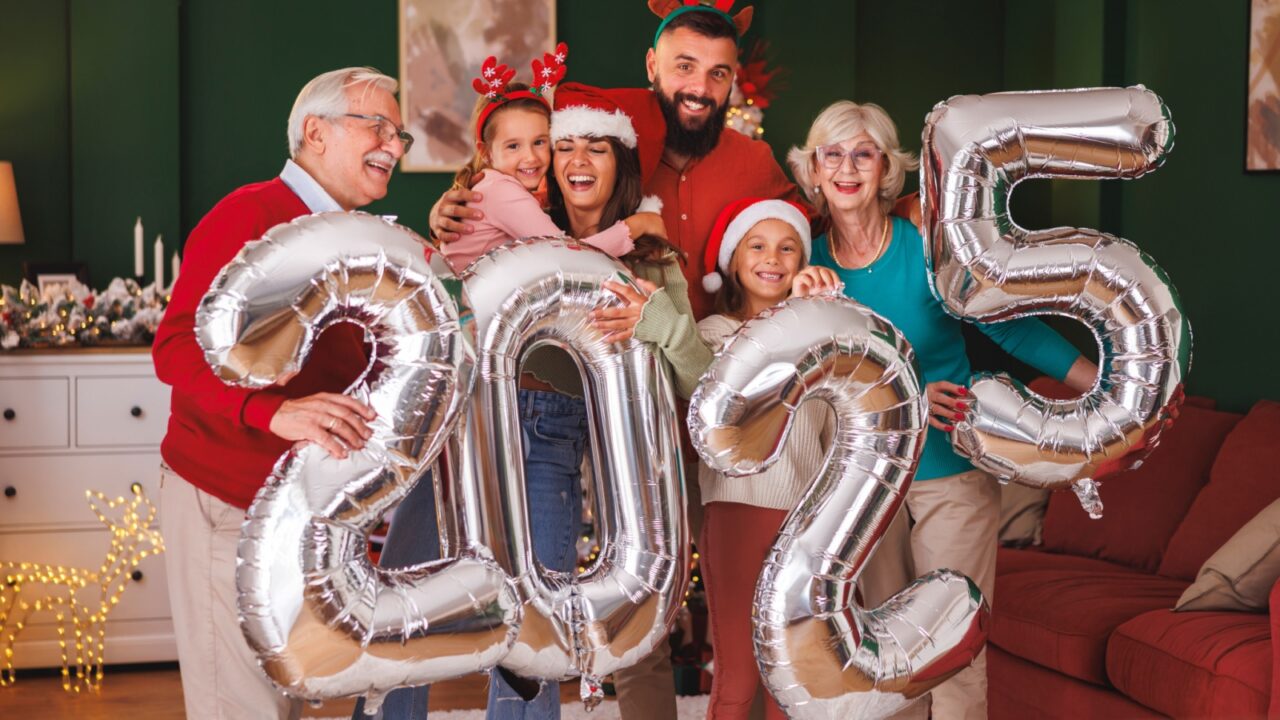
left=152, top=195, right=286, bottom=432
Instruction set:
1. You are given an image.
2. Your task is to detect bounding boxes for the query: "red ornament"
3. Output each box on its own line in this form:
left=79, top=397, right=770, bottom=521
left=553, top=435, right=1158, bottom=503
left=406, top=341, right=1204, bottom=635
left=735, top=40, right=782, bottom=109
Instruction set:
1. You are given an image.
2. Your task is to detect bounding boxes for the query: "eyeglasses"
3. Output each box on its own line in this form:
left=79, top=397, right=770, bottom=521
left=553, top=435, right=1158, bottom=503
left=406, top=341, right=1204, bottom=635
left=340, top=113, right=415, bottom=153
left=815, top=142, right=883, bottom=171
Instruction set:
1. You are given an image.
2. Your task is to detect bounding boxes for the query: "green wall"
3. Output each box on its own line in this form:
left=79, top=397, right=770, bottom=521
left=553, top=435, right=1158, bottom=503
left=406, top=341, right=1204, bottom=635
left=1115, top=0, right=1280, bottom=411
left=0, top=2, right=70, bottom=279
left=71, top=0, right=180, bottom=287
left=0, top=0, right=177, bottom=288
left=3, top=0, right=1276, bottom=410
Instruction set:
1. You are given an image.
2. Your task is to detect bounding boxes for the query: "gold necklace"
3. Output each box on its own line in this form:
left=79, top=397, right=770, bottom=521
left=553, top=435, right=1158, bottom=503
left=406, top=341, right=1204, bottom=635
left=833, top=216, right=890, bottom=272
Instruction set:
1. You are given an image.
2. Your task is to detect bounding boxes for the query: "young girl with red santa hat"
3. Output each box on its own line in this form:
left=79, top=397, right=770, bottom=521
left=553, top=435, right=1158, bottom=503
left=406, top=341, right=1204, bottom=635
left=696, top=197, right=840, bottom=720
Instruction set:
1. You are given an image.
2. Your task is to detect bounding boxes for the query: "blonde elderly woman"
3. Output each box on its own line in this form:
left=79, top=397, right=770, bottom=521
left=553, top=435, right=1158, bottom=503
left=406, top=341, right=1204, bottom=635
left=788, top=101, right=1098, bottom=720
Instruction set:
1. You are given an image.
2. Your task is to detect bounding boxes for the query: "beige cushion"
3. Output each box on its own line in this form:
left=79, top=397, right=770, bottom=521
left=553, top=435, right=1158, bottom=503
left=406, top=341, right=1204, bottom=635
left=998, top=482, right=1050, bottom=547
left=1175, top=498, right=1280, bottom=612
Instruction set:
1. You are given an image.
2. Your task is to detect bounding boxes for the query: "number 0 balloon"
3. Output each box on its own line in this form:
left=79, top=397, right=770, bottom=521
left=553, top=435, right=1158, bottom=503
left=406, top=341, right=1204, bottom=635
left=920, top=86, right=1191, bottom=516
left=444, top=238, right=689, bottom=704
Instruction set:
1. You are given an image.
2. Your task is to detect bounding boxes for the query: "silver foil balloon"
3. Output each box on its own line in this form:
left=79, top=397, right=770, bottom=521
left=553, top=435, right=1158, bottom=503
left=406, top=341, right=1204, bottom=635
left=689, top=295, right=988, bottom=719
left=196, top=212, right=520, bottom=707
left=440, top=237, right=689, bottom=702
left=920, top=87, right=1190, bottom=516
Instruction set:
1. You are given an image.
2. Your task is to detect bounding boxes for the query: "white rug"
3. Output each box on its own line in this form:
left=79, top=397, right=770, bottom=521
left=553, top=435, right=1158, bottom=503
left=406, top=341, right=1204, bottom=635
left=323, top=694, right=709, bottom=719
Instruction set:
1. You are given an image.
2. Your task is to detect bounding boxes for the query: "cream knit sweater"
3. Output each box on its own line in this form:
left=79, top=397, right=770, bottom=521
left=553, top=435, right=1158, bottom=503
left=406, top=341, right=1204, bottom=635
left=696, top=315, right=835, bottom=511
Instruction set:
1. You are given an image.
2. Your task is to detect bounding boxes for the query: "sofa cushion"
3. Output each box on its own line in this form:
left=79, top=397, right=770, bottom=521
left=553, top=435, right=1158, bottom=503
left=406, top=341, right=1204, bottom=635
left=1039, top=402, right=1242, bottom=573
left=996, top=546, right=1141, bottom=577
left=1107, top=608, right=1271, bottom=718
left=1160, top=399, right=1280, bottom=581
left=991, top=568, right=1187, bottom=685
left=1177, top=498, right=1280, bottom=611
left=988, top=644, right=1163, bottom=720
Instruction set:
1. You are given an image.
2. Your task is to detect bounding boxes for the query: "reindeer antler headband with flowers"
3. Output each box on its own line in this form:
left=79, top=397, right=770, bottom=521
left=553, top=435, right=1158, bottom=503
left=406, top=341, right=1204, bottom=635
left=472, top=42, right=568, bottom=140
left=649, top=0, right=753, bottom=49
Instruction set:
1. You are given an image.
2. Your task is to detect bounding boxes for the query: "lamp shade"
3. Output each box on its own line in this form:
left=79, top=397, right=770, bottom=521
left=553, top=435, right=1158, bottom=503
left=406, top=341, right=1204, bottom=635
left=0, top=162, right=25, bottom=245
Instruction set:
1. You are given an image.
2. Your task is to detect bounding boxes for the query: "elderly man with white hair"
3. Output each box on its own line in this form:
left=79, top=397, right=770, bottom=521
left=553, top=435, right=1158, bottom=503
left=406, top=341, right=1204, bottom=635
left=151, top=66, right=412, bottom=720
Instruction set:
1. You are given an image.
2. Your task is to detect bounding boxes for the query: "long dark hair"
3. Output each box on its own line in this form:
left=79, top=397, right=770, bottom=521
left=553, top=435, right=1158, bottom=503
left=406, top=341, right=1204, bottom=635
left=547, top=136, right=683, bottom=265
left=452, top=82, right=550, bottom=191
left=714, top=261, right=751, bottom=319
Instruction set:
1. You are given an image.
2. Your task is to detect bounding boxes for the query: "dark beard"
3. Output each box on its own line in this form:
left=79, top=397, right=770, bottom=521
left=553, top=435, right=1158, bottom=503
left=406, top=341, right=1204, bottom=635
left=656, top=87, right=729, bottom=159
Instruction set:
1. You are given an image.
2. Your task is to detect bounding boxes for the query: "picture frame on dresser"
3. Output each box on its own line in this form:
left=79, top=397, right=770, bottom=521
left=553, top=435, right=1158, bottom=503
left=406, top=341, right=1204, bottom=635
left=34, top=273, right=80, bottom=297
left=22, top=260, right=90, bottom=288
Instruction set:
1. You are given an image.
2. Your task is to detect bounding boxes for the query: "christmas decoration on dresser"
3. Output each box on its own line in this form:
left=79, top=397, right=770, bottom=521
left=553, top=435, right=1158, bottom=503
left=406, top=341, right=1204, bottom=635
left=0, top=484, right=165, bottom=692
left=724, top=40, right=783, bottom=139
left=0, top=277, right=170, bottom=349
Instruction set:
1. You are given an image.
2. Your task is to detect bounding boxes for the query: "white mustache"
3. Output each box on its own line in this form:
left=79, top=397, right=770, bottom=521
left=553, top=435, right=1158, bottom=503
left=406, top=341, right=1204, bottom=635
left=364, top=150, right=396, bottom=166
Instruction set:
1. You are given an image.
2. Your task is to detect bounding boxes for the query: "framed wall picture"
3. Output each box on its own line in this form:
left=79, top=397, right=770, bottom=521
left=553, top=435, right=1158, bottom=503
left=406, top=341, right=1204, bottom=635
left=1248, top=0, right=1280, bottom=171
left=398, top=0, right=556, bottom=172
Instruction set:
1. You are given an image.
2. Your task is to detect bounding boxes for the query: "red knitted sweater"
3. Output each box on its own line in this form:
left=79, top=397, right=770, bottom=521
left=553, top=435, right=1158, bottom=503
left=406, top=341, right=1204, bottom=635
left=152, top=178, right=366, bottom=509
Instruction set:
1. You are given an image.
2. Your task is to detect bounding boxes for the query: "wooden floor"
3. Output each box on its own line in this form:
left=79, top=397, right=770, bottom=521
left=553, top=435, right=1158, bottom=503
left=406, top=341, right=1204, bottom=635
left=0, top=663, right=582, bottom=718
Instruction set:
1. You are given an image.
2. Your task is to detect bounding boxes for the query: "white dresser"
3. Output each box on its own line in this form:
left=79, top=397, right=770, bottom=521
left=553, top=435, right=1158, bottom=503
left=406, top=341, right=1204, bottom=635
left=0, top=347, right=176, bottom=668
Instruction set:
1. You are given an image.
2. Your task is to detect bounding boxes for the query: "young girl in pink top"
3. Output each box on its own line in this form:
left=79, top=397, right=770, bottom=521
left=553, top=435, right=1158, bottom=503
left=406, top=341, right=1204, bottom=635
left=441, top=46, right=666, bottom=272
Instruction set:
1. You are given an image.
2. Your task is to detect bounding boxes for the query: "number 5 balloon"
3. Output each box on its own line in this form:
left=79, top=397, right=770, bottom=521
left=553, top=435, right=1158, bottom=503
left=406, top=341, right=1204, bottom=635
left=920, top=86, right=1190, bottom=516
left=197, top=212, right=520, bottom=706
left=689, top=295, right=988, bottom=719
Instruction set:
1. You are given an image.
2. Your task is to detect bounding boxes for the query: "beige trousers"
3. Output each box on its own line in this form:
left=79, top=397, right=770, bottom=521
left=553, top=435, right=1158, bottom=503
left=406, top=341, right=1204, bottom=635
left=159, top=465, right=301, bottom=720
left=858, top=469, right=1000, bottom=720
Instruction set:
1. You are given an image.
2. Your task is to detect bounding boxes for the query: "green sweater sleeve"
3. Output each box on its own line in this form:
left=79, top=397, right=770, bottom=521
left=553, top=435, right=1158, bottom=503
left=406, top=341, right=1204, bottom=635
left=631, top=261, right=714, bottom=400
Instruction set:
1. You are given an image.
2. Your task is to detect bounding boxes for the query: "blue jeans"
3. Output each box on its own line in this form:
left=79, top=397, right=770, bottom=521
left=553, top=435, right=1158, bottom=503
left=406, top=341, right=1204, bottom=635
left=355, top=389, right=588, bottom=720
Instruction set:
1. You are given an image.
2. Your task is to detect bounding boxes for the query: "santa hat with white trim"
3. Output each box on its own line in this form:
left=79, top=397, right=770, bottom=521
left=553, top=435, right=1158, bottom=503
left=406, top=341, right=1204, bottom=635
left=552, top=83, right=666, bottom=184
left=702, top=197, right=811, bottom=293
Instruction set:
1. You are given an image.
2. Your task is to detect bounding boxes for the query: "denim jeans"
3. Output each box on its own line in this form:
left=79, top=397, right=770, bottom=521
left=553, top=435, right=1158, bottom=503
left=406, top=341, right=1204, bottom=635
left=486, top=389, right=587, bottom=720
left=354, top=388, right=588, bottom=720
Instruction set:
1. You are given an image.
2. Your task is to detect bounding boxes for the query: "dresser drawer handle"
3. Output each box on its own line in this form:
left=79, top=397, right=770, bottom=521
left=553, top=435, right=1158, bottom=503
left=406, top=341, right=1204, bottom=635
left=2, top=408, right=13, bottom=421
left=130, top=570, right=144, bottom=582
left=3, top=486, right=14, bottom=498
left=130, top=406, right=143, bottom=418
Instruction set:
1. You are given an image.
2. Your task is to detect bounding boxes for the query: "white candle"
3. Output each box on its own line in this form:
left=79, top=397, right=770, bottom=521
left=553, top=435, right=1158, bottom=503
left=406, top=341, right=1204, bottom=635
left=171, top=251, right=181, bottom=286
left=134, top=217, right=144, bottom=277
left=154, top=235, right=165, bottom=289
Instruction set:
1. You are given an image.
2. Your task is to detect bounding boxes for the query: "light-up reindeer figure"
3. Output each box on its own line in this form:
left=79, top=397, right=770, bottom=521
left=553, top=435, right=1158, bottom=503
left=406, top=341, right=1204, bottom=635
left=1, top=483, right=164, bottom=692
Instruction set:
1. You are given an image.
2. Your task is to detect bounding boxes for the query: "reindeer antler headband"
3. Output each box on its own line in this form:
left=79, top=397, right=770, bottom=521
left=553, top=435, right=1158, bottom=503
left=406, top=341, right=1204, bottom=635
left=472, top=42, right=568, bottom=140
left=649, top=0, right=753, bottom=48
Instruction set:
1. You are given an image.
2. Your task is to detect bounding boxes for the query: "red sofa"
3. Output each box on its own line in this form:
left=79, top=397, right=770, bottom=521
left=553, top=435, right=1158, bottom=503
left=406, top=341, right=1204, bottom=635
left=989, top=383, right=1280, bottom=719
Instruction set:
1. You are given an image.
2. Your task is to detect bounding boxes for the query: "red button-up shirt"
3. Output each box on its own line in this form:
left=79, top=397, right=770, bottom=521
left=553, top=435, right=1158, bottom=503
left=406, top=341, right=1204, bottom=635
left=645, top=125, right=803, bottom=320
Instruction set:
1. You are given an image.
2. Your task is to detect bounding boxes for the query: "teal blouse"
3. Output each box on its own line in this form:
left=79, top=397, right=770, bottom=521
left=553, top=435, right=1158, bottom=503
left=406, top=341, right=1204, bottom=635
left=810, top=216, right=1081, bottom=481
